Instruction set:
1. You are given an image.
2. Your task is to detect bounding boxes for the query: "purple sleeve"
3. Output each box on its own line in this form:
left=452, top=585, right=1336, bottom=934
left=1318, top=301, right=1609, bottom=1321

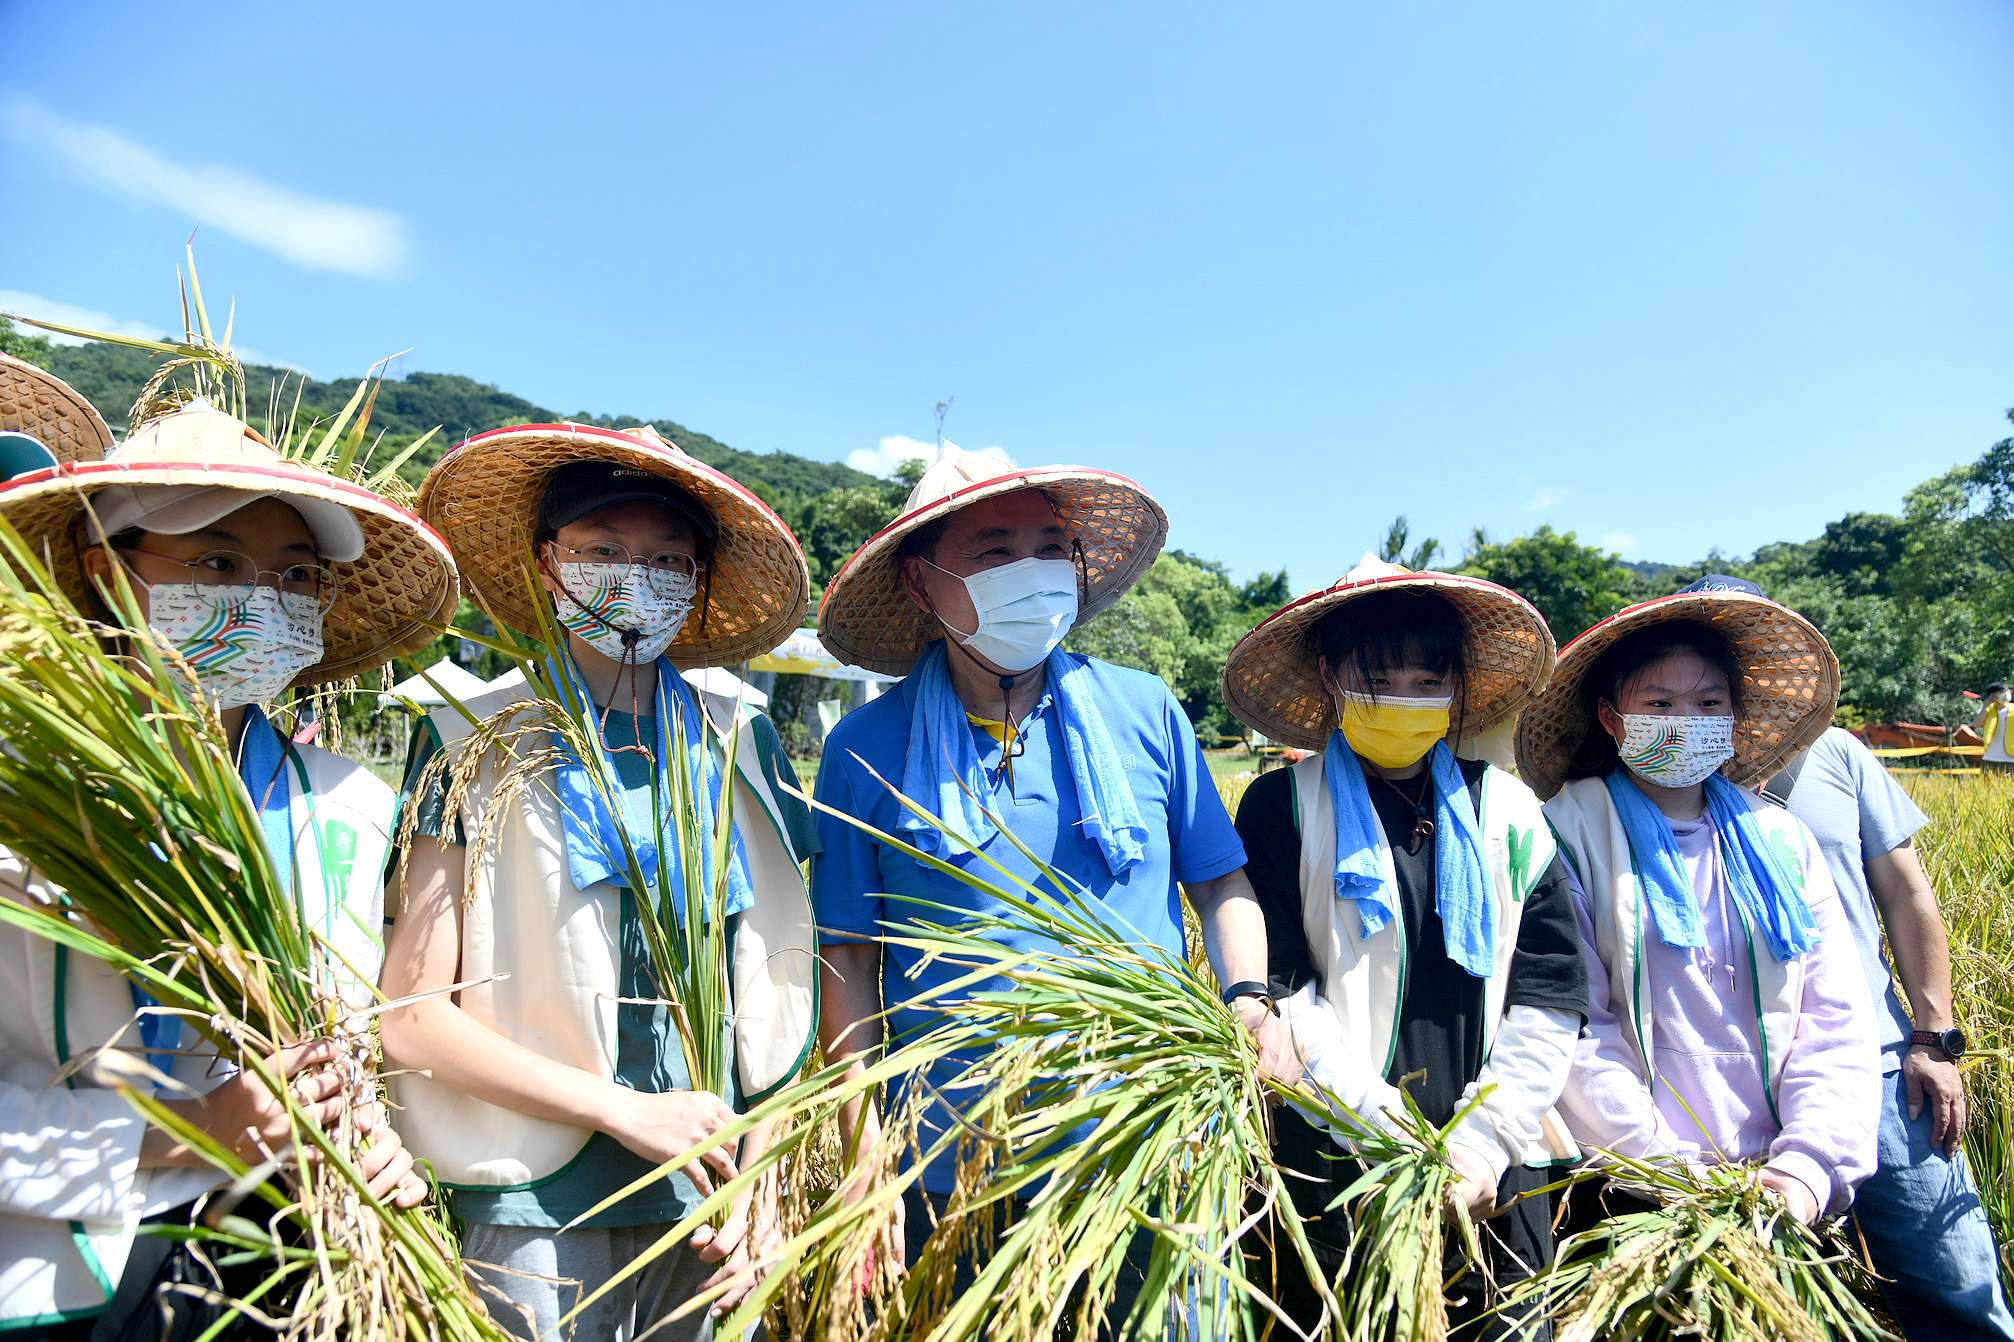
left=1765, top=822, right=1881, bottom=1213
left=1553, top=861, right=1695, bottom=1160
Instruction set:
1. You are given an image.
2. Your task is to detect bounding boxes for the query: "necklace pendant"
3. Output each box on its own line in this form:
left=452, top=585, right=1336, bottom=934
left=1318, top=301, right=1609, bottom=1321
left=1413, top=817, right=1435, bottom=846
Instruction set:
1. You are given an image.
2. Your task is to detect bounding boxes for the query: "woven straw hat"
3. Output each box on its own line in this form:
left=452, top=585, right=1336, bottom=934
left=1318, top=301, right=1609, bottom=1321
left=1221, top=553, right=1557, bottom=751
left=1513, top=590, right=1839, bottom=800
left=419, top=422, right=810, bottom=666
left=817, top=446, right=1169, bottom=675
left=0, top=401, right=458, bottom=686
left=0, top=354, right=114, bottom=465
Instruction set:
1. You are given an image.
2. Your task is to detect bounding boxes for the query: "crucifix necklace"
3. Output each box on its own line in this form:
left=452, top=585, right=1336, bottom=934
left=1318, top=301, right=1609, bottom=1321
left=1374, top=771, right=1435, bottom=854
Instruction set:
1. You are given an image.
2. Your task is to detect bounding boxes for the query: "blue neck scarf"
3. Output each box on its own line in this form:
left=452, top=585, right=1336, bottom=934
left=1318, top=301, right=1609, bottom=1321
left=898, top=641, right=1148, bottom=878
left=1604, top=769, right=1819, bottom=963
left=1323, top=733, right=1494, bottom=978
left=547, top=652, right=753, bottom=924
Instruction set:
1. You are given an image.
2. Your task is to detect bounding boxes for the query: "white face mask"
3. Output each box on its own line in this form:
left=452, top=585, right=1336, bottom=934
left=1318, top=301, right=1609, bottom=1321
left=933, top=555, right=1080, bottom=673
left=1615, top=712, right=1736, bottom=788
left=555, top=560, right=696, bottom=663
left=145, top=583, right=324, bottom=711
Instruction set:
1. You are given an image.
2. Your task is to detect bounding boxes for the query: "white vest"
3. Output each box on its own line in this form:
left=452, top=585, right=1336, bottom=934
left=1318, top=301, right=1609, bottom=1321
left=1, top=742, right=393, bottom=1328
left=391, top=685, right=818, bottom=1189
left=1288, top=754, right=1578, bottom=1165
left=1542, top=776, right=1807, bottom=1123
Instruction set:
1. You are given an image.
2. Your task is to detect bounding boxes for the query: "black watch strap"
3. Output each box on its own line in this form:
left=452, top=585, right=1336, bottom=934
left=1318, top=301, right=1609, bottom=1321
left=1910, top=1028, right=1966, bottom=1059
left=1221, top=980, right=1275, bottom=1012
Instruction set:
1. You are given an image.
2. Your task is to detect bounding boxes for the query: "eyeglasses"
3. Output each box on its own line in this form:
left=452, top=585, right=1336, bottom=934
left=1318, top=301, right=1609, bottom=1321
left=547, top=542, right=703, bottom=580
left=124, top=548, right=342, bottom=613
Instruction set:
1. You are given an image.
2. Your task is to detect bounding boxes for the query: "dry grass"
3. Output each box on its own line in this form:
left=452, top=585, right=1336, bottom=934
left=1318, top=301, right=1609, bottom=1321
left=1899, top=771, right=2014, bottom=1298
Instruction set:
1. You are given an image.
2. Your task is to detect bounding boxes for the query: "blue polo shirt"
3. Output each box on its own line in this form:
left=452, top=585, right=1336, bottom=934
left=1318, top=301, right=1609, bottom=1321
left=810, top=652, right=1246, bottom=1194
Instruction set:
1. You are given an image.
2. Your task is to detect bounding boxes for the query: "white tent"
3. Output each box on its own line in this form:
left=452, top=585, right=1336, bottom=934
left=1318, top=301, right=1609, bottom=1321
left=746, top=628, right=896, bottom=684
left=684, top=664, right=768, bottom=708
left=481, top=664, right=769, bottom=709
left=378, top=659, right=490, bottom=710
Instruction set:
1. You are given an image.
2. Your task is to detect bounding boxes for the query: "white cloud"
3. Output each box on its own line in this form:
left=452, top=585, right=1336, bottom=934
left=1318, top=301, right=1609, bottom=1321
left=1600, top=531, right=1640, bottom=557
left=3, top=95, right=410, bottom=279
left=846, top=434, right=1015, bottom=478
left=0, top=290, right=165, bottom=346
left=0, top=290, right=297, bottom=372
left=1523, top=485, right=1569, bottom=512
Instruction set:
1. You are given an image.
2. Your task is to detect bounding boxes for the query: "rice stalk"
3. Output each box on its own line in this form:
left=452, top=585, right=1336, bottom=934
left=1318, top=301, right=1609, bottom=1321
left=1500, top=1151, right=1897, bottom=1342
left=1284, top=1085, right=1488, bottom=1342
left=1901, top=771, right=2014, bottom=1298
left=0, top=516, right=507, bottom=1339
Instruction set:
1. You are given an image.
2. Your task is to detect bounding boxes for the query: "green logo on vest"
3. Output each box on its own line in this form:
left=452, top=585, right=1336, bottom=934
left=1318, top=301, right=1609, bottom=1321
left=320, top=821, right=358, bottom=887
left=1765, top=830, right=1805, bottom=892
left=1505, top=825, right=1535, bottom=900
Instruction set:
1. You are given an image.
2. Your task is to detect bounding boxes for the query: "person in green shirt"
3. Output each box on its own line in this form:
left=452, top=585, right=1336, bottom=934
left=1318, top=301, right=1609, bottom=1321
left=381, top=423, right=820, bottom=1342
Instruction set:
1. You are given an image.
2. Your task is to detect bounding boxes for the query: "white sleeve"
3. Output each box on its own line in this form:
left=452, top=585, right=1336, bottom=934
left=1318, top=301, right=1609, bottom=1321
left=1449, top=1005, right=1579, bottom=1181
left=0, top=1079, right=146, bottom=1226
left=1277, top=984, right=1408, bottom=1143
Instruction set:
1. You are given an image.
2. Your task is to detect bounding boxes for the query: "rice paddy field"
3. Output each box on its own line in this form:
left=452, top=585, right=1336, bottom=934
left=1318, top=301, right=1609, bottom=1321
left=1902, top=772, right=2014, bottom=1297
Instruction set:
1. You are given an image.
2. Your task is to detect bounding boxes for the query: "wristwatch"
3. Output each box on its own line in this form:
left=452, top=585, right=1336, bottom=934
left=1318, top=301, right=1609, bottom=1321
left=1909, top=1028, right=1967, bottom=1060
left=1220, top=980, right=1276, bottom=1016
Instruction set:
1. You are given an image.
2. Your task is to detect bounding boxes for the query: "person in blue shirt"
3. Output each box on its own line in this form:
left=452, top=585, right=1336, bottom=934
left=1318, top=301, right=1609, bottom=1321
left=810, top=446, right=1293, bottom=1323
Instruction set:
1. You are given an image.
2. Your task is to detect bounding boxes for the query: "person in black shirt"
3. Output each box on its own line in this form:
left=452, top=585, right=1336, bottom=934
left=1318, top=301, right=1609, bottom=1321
left=1219, top=554, right=1591, bottom=1339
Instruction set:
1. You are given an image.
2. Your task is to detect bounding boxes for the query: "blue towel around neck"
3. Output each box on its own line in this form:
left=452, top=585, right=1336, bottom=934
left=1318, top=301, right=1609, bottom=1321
left=1605, top=768, right=1819, bottom=963
left=1322, top=733, right=1494, bottom=978
left=898, top=641, right=1147, bottom=878
left=547, top=651, right=753, bottom=924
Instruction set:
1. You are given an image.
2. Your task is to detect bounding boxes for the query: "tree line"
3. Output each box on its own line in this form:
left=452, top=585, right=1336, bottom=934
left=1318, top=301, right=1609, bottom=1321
left=6, top=323, right=2005, bottom=743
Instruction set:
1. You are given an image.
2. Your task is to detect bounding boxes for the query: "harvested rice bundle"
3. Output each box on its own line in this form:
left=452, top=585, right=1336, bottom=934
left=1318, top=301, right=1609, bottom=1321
left=1293, top=1089, right=1487, bottom=1342
left=1501, top=1152, right=1896, bottom=1342
left=0, top=529, right=502, bottom=1340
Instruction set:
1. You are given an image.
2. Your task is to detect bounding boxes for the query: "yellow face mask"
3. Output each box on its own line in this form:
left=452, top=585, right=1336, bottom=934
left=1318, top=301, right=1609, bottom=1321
left=1338, top=691, right=1453, bottom=768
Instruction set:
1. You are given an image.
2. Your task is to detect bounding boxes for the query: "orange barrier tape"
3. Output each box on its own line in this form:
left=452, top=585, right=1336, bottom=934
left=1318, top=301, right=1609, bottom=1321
left=1871, top=745, right=1984, bottom=758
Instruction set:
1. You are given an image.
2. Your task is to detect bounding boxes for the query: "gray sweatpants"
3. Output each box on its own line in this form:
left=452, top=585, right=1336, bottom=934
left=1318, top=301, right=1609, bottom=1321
left=459, top=1222, right=726, bottom=1342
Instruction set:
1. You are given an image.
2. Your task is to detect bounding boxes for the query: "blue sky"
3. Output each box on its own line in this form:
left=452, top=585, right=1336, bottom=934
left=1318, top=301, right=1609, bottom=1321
left=3, top=1, right=2010, bottom=594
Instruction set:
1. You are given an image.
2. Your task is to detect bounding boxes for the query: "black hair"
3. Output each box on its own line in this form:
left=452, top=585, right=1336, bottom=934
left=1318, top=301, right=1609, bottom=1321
left=895, top=516, right=950, bottom=565
left=1988, top=682, right=2010, bottom=697
left=893, top=487, right=1088, bottom=608
left=1566, top=619, right=1744, bottom=779
left=1308, top=589, right=1471, bottom=740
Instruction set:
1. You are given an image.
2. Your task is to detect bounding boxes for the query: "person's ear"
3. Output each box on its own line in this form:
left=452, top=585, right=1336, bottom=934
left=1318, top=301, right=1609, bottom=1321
left=1595, top=697, right=1625, bottom=742
left=81, top=544, right=112, bottom=589
left=533, top=540, right=563, bottom=595
left=899, top=556, right=935, bottom=615
left=1316, top=655, right=1338, bottom=701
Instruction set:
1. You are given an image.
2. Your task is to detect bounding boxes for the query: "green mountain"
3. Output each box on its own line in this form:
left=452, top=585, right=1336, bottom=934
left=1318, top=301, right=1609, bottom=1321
left=36, top=338, right=875, bottom=504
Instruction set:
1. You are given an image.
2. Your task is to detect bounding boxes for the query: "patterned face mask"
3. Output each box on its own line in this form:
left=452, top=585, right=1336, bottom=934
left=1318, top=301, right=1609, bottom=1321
left=1615, top=712, right=1736, bottom=788
left=145, top=583, right=324, bottom=710
left=554, top=561, right=696, bottom=663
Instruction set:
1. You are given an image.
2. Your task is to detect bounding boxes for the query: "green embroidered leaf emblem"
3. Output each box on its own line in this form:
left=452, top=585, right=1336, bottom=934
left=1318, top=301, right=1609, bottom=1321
left=1505, top=824, right=1535, bottom=901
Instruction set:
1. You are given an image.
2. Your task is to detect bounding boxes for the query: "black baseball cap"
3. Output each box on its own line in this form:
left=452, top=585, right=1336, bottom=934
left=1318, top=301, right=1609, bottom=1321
left=537, top=461, right=716, bottom=538
left=1679, top=573, right=1766, bottom=598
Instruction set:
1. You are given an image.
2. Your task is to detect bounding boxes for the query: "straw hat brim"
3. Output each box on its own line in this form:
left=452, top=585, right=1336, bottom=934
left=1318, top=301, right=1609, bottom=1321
left=0, top=354, right=114, bottom=465
left=1512, top=592, right=1840, bottom=800
left=1221, top=572, right=1557, bottom=751
left=0, top=460, right=458, bottom=686
left=418, top=424, right=810, bottom=667
left=817, top=467, right=1169, bottom=676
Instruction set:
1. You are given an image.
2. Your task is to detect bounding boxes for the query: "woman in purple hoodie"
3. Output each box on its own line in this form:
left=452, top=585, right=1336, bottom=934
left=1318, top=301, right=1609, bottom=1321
left=1513, top=587, right=1877, bottom=1225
